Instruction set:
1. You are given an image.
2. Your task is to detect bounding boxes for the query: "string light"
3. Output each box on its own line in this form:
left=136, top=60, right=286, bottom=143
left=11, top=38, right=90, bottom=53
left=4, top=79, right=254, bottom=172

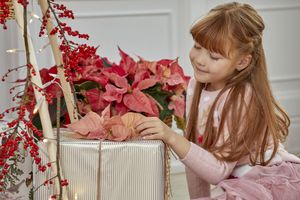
left=6, top=48, right=24, bottom=53
left=74, top=193, right=78, bottom=200
left=37, top=42, right=50, bottom=53
left=29, top=12, right=41, bottom=24
left=30, top=12, right=40, bottom=20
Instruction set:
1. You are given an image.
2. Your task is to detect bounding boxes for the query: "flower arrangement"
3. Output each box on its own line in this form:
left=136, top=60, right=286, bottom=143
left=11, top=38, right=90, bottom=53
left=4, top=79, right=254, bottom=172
left=29, top=47, right=190, bottom=133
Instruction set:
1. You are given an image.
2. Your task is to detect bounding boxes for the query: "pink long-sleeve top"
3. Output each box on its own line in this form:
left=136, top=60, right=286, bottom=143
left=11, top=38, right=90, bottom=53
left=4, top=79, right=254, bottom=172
left=182, top=78, right=300, bottom=199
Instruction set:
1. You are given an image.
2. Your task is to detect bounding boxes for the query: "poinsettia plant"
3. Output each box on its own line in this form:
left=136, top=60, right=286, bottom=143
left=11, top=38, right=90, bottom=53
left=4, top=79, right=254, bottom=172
left=29, top=47, right=190, bottom=131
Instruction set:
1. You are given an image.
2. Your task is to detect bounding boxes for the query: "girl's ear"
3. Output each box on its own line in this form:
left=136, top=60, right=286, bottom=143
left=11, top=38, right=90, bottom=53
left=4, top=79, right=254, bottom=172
left=235, top=54, right=252, bottom=71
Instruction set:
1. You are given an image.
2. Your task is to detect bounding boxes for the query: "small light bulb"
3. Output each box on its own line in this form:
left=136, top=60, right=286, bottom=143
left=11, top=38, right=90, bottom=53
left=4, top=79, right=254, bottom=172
left=30, top=12, right=40, bottom=19
left=6, top=49, right=18, bottom=53
left=33, top=98, right=44, bottom=114
left=74, top=193, right=78, bottom=200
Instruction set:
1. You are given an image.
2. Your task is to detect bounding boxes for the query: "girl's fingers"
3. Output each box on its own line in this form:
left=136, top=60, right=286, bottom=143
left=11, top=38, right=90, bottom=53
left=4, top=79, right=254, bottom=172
left=135, top=117, right=159, bottom=126
left=142, top=134, right=157, bottom=140
left=135, top=120, right=159, bottom=132
left=139, top=127, right=158, bottom=137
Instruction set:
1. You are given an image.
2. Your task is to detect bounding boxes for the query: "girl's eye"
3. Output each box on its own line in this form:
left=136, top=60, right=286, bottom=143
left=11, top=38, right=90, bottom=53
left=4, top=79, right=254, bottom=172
left=210, top=53, right=221, bottom=61
left=210, top=56, right=219, bottom=61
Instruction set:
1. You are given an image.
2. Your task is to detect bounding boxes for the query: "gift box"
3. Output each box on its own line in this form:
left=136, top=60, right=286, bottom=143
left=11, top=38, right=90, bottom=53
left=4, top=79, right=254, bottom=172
left=33, top=131, right=167, bottom=200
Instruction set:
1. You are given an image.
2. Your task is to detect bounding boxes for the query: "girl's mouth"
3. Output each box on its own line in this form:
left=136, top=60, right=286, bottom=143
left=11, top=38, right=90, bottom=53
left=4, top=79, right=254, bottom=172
left=195, top=67, right=208, bottom=73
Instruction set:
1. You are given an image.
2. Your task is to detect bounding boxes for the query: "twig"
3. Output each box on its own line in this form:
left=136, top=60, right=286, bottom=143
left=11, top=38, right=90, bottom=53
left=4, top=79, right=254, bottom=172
left=56, top=90, right=62, bottom=200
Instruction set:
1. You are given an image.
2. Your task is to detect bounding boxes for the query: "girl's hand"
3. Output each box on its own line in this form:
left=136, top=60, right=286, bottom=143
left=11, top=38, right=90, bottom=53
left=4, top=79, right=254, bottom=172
left=134, top=117, right=175, bottom=144
left=135, top=116, right=191, bottom=159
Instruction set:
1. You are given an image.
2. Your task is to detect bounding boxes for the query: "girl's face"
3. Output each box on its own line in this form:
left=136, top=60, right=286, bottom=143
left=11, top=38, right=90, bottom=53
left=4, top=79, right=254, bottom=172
left=189, top=42, right=237, bottom=91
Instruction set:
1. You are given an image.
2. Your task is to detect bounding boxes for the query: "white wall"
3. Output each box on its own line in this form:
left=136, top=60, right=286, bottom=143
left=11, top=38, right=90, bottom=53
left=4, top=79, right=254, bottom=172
left=0, top=22, right=19, bottom=112
left=1, top=0, right=299, bottom=173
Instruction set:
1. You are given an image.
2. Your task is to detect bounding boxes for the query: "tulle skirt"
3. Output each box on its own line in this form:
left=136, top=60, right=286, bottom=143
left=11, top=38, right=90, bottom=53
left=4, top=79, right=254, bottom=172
left=213, top=161, right=300, bottom=200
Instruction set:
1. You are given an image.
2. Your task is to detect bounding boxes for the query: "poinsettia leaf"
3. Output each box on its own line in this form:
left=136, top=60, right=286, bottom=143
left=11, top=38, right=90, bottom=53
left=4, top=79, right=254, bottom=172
left=102, top=84, right=127, bottom=103
left=86, top=88, right=109, bottom=111
left=168, top=95, right=185, bottom=118
left=75, top=81, right=100, bottom=91
left=136, top=78, right=157, bottom=91
left=118, top=46, right=137, bottom=75
left=123, top=90, right=156, bottom=115
left=67, top=111, right=103, bottom=136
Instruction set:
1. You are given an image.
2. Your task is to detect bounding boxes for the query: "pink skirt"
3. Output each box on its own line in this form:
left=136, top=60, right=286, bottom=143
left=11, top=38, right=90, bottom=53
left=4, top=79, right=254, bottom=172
left=213, top=161, right=300, bottom=200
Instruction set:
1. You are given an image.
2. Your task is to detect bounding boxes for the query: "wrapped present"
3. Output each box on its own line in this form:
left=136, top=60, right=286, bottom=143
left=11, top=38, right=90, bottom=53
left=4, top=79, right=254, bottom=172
left=33, top=131, right=168, bottom=200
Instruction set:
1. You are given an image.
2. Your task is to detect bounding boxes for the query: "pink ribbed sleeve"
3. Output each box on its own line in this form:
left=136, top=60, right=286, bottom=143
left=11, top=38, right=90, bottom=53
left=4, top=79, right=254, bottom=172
left=181, top=143, right=237, bottom=184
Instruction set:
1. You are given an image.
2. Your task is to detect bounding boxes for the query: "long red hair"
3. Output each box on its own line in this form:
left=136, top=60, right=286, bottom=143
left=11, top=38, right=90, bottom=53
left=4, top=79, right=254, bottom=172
left=185, top=2, right=290, bottom=165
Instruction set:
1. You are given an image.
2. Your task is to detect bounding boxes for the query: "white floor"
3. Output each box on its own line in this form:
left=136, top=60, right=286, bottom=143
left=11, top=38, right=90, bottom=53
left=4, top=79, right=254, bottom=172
left=170, top=173, right=189, bottom=200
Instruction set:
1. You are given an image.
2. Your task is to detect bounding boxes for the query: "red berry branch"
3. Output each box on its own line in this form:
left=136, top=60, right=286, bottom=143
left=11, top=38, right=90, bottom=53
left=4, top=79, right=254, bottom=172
left=0, top=1, right=47, bottom=194
left=0, top=0, right=95, bottom=198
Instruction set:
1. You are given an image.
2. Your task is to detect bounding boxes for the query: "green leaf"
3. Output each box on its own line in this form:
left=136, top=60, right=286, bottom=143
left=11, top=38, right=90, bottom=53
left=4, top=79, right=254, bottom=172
left=174, top=116, right=186, bottom=131
left=75, top=81, right=100, bottom=91
left=101, top=57, right=112, bottom=67
left=143, top=84, right=173, bottom=120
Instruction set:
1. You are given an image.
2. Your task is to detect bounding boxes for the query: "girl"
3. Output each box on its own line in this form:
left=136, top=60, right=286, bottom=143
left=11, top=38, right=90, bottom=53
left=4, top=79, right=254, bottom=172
left=135, top=2, right=300, bottom=200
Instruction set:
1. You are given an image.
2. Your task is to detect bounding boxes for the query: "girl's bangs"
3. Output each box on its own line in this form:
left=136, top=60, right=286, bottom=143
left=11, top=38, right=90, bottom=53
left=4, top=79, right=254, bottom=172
left=190, top=13, right=233, bottom=58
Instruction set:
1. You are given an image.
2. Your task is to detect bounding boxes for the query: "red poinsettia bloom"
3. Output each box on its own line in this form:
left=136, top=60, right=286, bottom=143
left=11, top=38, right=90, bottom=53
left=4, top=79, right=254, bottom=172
left=39, top=66, right=62, bottom=99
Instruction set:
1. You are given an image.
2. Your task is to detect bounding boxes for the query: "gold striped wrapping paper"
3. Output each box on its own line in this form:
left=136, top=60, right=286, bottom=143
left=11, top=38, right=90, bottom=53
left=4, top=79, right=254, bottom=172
left=33, top=136, right=166, bottom=200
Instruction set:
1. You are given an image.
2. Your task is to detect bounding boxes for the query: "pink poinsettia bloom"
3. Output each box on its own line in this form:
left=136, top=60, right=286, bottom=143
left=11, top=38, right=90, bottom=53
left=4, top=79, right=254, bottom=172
left=102, top=70, right=159, bottom=116
left=79, top=65, right=109, bottom=86
left=67, top=111, right=108, bottom=138
left=107, top=112, right=145, bottom=141
left=155, top=58, right=190, bottom=93
left=102, top=83, right=127, bottom=103
left=67, top=105, right=145, bottom=141
left=105, top=115, right=130, bottom=141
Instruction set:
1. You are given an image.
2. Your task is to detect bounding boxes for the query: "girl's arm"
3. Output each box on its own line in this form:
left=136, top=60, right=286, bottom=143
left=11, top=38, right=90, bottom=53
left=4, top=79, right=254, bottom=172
left=182, top=142, right=236, bottom=185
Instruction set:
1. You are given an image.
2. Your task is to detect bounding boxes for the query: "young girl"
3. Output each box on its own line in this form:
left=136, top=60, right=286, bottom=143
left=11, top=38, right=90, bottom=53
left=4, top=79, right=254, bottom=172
left=135, top=2, right=300, bottom=200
